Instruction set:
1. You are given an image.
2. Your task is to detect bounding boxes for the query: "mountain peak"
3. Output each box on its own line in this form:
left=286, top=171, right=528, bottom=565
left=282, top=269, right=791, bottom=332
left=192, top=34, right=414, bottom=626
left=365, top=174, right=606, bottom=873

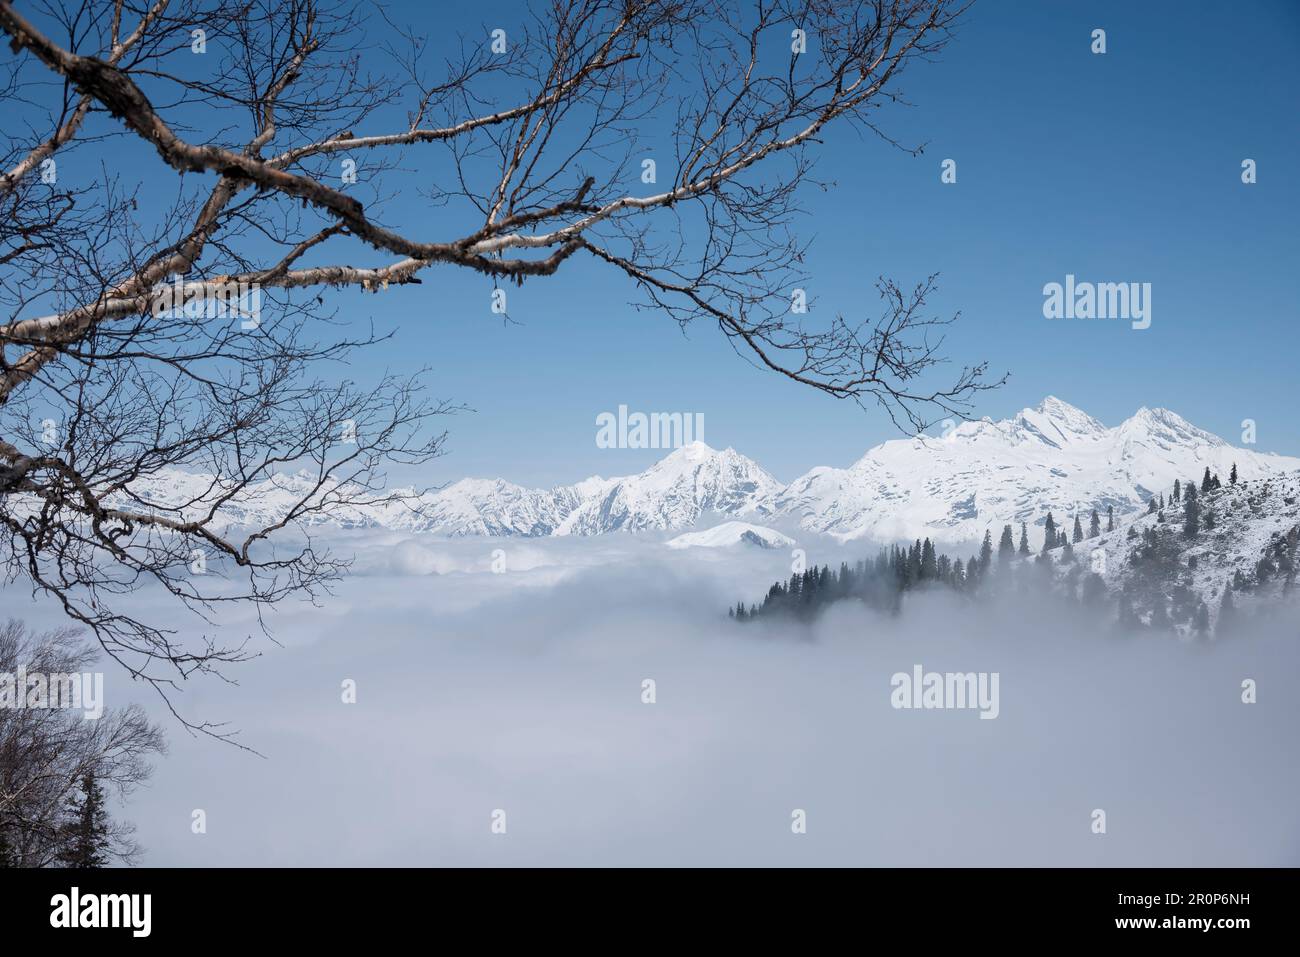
left=1036, top=395, right=1087, bottom=417
left=1122, top=406, right=1224, bottom=447
left=1009, top=396, right=1106, bottom=448
left=664, top=439, right=718, bottom=459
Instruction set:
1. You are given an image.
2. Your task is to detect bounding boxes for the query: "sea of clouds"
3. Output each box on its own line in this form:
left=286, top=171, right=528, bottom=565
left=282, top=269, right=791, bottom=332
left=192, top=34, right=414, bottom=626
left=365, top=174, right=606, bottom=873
left=3, top=527, right=1297, bottom=866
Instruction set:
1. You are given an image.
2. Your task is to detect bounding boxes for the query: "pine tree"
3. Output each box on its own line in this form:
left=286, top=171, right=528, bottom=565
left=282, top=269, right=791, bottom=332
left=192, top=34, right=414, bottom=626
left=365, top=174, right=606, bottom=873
left=978, top=530, right=993, bottom=577
left=1217, top=581, right=1236, bottom=637
left=1147, top=497, right=1157, bottom=515
left=1230, top=462, right=1238, bottom=485
left=1106, top=505, right=1114, bottom=532
left=1201, top=467, right=1212, bottom=493
left=1183, top=492, right=1200, bottom=539
left=1081, top=572, right=1107, bottom=606
left=920, top=539, right=937, bottom=580
left=57, top=773, right=111, bottom=869
left=1042, top=512, right=1057, bottom=553
left=1172, top=480, right=1181, bottom=503
left=997, top=525, right=1014, bottom=565
left=1088, top=509, right=1100, bottom=538
left=1193, top=601, right=1210, bottom=637
left=1072, top=515, right=1083, bottom=543
left=1018, top=522, right=1030, bottom=556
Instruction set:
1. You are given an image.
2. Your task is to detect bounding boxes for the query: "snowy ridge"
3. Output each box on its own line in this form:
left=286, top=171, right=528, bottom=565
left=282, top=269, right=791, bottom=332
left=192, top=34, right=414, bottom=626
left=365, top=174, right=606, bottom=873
left=106, top=399, right=1300, bottom=543
left=764, top=397, right=1300, bottom=543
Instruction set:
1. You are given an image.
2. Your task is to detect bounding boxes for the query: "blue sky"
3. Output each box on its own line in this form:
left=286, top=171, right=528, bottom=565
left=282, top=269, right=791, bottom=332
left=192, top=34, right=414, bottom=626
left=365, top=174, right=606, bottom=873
left=359, top=0, right=1300, bottom=486
left=16, top=0, right=1300, bottom=487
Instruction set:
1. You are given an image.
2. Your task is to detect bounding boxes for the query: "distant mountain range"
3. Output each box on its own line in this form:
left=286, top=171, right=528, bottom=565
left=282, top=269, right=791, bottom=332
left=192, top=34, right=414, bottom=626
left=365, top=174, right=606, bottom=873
left=119, top=397, right=1300, bottom=544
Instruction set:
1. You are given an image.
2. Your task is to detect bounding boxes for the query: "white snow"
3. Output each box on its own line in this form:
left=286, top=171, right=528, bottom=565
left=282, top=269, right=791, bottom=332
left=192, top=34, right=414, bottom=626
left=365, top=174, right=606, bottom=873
left=665, top=521, right=795, bottom=550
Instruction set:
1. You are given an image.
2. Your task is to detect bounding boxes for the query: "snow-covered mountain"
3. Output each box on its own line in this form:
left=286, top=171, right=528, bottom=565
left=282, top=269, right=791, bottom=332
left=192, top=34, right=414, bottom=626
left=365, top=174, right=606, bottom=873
left=553, top=443, right=782, bottom=535
left=666, top=521, right=795, bottom=550
left=108, top=441, right=781, bottom=538
left=763, top=397, right=1300, bottom=543
left=107, top=398, right=1300, bottom=543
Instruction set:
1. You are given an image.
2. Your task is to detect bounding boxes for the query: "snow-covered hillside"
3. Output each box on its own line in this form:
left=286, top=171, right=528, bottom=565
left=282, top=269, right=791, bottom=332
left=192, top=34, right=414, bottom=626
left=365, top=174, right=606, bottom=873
left=1042, top=470, right=1300, bottom=634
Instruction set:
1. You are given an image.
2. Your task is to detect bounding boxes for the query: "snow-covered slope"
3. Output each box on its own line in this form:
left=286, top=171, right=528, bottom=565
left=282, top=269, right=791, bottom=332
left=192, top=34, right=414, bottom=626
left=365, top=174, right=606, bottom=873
left=1046, top=470, right=1300, bottom=634
left=666, top=521, right=795, bottom=550
left=763, top=397, right=1300, bottom=543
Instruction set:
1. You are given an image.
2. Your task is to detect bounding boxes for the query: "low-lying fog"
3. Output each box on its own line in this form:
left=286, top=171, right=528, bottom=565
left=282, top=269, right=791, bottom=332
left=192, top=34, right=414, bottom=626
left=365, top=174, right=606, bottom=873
left=4, top=528, right=1297, bottom=866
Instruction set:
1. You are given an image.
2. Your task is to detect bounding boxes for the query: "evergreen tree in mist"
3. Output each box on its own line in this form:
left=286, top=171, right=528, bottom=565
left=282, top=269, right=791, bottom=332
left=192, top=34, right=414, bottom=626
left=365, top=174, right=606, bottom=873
left=1217, top=580, right=1236, bottom=636
left=1089, top=509, right=1100, bottom=538
left=1183, top=485, right=1200, bottom=538
left=1018, top=522, right=1030, bottom=556
left=1107, top=505, right=1115, bottom=532
left=1201, top=467, right=1213, bottom=494
left=1193, top=601, right=1210, bottom=637
left=997, top=525, right=1014, bottom=566
left=1042, top=512, right=1057, bottom=553
left=1072, top=515, right=1083, bottom=543
left=978, top=530, right=993, bottom=577
left=1230, top=463, right=1238, bottom=485
left=921, top=539, right=937, bottom=580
